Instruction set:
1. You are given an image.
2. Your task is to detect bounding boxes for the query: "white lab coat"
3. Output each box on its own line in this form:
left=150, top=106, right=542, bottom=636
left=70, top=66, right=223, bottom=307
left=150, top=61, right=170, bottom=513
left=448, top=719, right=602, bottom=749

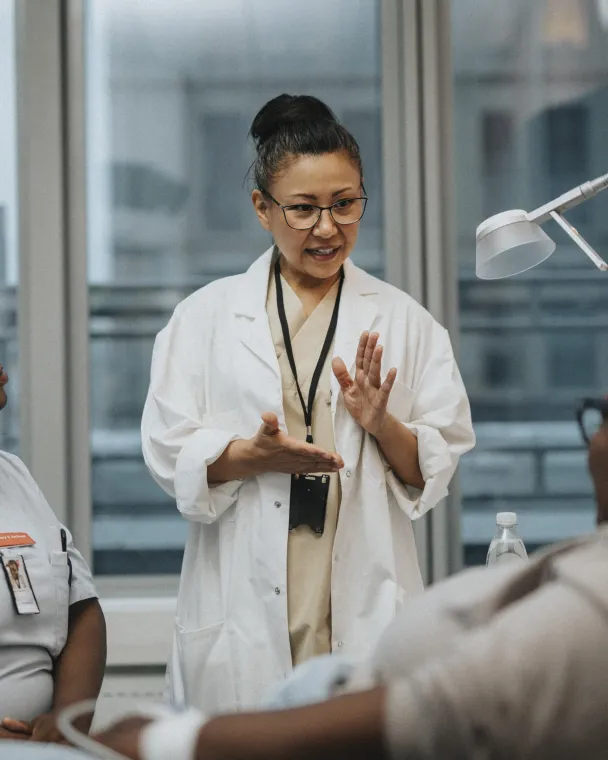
left=141, top=248, right=475, bottom=713
left=0, top=452, right=97, bottom=721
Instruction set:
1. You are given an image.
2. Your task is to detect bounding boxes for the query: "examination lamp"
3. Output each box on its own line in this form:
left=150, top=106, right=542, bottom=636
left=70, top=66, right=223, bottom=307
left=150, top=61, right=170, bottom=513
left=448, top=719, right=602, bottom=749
left=476, top=173, right=608, bottom=279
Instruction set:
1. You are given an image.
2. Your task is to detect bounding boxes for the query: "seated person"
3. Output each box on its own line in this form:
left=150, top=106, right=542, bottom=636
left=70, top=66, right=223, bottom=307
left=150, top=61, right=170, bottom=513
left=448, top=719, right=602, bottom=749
left=9, top=406, right=608, bottom=759
left=0, top=363, right=106, bottom=743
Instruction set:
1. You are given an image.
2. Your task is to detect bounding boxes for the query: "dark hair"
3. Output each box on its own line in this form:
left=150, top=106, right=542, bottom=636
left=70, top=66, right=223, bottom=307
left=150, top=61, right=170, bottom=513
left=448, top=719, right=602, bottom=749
left=249, top=94, right=363, bottom=190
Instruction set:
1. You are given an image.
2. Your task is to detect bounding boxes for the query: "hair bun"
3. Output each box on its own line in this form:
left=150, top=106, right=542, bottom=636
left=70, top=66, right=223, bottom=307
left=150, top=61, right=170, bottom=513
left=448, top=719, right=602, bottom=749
left=250, top=94, right=337, bottom=147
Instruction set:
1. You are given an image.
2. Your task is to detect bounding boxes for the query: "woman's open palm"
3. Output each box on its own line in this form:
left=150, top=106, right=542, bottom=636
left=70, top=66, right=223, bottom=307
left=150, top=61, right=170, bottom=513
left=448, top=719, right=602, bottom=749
left=332, top=331, right=396, bottom=436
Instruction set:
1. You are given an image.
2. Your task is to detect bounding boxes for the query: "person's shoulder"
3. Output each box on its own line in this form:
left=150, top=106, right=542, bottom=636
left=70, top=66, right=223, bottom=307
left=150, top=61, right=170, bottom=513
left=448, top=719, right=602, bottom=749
left=354, top=265, right=446, bottom=335
left=172, top=250, right=273, bottom=323
left=0, top=450, right=36, bottom=484
left=174, top=272, right=245, bottom=319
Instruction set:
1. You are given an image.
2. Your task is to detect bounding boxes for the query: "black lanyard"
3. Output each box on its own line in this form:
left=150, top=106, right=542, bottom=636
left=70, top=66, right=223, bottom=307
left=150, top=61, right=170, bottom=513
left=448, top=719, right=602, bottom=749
left=274, top=258, right=344, bottom=444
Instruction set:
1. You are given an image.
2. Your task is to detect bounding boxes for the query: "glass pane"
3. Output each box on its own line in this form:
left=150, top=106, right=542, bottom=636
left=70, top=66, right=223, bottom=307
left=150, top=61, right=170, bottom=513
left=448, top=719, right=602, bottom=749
left=0, top=0, right=19, bottom=454
left=86, top=0, right=383, bottom=574
left=453, top=0, right=608, bottom=564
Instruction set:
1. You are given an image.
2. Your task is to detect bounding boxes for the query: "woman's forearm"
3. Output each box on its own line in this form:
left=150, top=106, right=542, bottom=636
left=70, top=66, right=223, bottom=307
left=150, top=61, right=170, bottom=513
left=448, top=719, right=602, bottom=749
left=52, top=598, right=106, bottom=730
left=196, top=688, right=388, bottom=760
left=375, top=414, right=425, bottom=490
left=207, top=439, right=263, bottom=483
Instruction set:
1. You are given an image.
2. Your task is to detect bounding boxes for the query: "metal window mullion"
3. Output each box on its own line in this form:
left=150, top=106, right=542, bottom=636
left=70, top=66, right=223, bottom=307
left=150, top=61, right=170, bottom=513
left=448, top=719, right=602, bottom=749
left=382, top=0, right=429, bottom=584
left=381, top=0, right=405, bottom=288
left=64, top=0, right=92, bottom=562
left=16, top=0, right=69, bottom=522
left=419, top=0, right=463, bottom=580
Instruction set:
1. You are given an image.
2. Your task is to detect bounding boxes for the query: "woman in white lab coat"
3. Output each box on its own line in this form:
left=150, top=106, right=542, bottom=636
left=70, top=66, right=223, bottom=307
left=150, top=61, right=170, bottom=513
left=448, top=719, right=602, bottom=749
left=141, top=94, right=475, bottom=714
left=0, top=363, right=106, bottom=744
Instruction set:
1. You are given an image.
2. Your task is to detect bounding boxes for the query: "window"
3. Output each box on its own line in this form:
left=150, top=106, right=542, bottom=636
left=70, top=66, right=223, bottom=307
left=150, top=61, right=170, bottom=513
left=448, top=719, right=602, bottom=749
left=0, top=0, right=18, bottom=454
left=86, top=0, right=384, bottom=575
left=482, top=111, right=514, bottom=177
left=201, top=114, right=250, bottom=232
left=548, top=334, right=596, bottom=389
left=453, top=1, right=607, bottom=564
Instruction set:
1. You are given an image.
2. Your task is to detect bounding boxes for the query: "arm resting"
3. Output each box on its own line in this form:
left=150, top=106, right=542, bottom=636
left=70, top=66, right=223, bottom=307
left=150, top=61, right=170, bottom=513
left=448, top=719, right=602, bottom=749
left=52, top=598, right=107, bottom=732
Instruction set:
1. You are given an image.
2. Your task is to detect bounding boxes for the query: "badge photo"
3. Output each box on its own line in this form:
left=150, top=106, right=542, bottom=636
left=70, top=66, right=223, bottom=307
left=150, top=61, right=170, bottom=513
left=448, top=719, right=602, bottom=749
left=1, top=552, right=40, bottom=615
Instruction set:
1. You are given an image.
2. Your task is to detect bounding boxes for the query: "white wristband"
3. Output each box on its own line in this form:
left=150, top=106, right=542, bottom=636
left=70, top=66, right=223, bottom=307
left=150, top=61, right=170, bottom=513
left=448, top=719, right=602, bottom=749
left=139, top=709, right=206, bottom=760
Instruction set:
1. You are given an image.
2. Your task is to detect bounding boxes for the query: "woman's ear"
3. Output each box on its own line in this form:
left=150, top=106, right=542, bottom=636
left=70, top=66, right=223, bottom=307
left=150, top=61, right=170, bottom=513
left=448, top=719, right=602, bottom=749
left=252, top=189, right=271, bottom=231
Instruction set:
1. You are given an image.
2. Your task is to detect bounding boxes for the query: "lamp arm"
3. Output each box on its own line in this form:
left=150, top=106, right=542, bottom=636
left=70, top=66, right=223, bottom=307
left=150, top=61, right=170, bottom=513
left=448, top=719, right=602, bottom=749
left=527, top=172, right=608, bottom=225
left=549, top=211, right=608, bottom=272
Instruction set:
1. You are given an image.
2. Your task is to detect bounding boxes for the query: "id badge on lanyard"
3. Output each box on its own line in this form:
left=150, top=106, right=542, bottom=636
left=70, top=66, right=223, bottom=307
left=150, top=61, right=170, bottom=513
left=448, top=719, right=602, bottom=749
left=274, top=258, right=344, bottom=536
left=1, top=550, right=40, bottom=615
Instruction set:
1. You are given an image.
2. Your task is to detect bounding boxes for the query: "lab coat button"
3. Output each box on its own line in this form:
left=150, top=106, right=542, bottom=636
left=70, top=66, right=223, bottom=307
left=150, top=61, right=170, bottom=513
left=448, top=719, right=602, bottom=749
left=274, top=587, right=281, bottom=595
left=274, top=501, right=281, bottom=508
left=336, top=640, right=343, bottom=648
left=346, top=469, right=352, bottom=478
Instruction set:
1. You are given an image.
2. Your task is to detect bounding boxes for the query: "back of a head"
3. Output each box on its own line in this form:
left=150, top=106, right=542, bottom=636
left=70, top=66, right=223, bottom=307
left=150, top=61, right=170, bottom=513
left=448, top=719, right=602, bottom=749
left=249, top=94, right=362, bottom=189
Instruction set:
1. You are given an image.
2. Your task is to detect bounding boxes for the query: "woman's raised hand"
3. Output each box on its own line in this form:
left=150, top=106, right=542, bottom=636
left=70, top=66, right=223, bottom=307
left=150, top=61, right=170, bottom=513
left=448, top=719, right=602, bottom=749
left=331, top=331, right=396, bottom=437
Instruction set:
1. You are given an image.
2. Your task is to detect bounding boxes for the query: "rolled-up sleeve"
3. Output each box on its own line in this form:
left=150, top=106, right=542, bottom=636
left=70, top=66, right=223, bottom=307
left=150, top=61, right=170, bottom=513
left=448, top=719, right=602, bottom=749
left=141, top=304, right=243, bottom=524
left=387, top=325, right=475, bottom=519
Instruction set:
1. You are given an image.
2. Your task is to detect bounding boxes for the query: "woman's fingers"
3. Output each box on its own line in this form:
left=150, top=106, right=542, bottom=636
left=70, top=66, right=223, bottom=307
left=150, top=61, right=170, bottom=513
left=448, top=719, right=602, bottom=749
left=368, top=344, right=383, bottom=388
left=362, top=332, right=379, bottom=374
left=380, top=367, right=397, bottom=400
left=260, top=412, right=280, bottom=436
left=355, top=332, right=369, bottom=372
left=331, top=357, right=353, bottom=391
left=1, top=718, right=31, bottom=735
left=290, top=440, right=343, bottom=471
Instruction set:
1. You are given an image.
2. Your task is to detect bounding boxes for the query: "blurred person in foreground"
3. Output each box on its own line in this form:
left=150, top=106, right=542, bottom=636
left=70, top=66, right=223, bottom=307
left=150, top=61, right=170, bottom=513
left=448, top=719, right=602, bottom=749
left=11, top=405, right=608, bottom=759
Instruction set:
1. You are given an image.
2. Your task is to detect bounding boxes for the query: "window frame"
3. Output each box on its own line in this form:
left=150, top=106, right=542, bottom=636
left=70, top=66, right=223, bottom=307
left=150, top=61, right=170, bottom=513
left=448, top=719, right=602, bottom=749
left=16, top=0, right=460, bottom=597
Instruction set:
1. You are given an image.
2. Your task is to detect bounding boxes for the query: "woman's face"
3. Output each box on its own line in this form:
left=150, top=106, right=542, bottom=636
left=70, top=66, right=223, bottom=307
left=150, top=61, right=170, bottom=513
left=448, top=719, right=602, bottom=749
left=0, top=364, right=8, bottom=410
left=252, top=151, right=363, bottom=283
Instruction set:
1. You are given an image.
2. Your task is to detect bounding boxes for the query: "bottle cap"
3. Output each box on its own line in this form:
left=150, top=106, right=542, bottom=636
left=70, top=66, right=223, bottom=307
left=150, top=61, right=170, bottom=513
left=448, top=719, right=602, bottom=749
left=496, top=511, right=517, bottom=527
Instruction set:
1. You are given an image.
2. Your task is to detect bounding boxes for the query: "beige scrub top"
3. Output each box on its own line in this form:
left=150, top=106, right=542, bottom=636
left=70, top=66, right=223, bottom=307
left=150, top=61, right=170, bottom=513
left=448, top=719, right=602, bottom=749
left=266, top=271, right=341, bottom=666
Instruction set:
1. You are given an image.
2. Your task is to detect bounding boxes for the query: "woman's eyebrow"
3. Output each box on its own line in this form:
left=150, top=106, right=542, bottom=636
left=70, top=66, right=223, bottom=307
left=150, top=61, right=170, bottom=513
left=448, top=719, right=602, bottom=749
left=285, top=186, right=355, bottom=201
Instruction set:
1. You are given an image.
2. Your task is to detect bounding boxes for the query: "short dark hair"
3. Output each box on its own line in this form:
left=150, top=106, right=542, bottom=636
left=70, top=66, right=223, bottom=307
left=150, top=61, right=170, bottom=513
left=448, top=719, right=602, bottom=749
left=248, top=94, right=363, bottom=190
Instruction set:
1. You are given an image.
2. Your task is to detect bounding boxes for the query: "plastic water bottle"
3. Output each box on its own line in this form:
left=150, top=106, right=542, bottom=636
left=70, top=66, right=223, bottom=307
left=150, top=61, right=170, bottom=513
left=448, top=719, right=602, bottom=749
left=486, top=512, right=528, bottom=567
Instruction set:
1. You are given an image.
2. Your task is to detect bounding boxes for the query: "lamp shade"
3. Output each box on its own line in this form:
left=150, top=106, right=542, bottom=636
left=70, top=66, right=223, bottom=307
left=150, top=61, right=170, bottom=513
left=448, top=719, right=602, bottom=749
left=476, top=210, right=556, bottom=279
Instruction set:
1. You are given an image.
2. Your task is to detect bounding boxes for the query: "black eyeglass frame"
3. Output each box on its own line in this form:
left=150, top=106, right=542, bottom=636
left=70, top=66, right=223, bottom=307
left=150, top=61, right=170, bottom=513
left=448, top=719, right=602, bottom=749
left=577, top=397, right=608, bottom=445
left=262, top=188, right=368, bottom=230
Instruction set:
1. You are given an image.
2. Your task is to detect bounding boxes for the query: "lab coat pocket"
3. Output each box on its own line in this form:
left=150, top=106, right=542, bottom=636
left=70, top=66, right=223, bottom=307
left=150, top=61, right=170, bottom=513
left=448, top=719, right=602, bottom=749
left=387, top=380, right=415, bottom=423
left=177, top=619, right=235, bottom=712
left=50, top=552, right=70, bottom=657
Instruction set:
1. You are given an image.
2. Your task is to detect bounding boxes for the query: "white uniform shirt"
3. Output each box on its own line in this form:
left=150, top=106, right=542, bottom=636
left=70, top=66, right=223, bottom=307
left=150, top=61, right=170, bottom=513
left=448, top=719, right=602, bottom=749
left=142, top=248, right=475, bottom=713
left=0, top=452, right=97, bottom=722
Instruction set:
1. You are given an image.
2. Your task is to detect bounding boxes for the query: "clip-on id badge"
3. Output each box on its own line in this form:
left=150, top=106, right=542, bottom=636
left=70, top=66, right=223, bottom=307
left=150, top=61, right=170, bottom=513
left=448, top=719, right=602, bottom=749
left=289, top=474, right=330, bottom=534
left=1, top=551, right=40, bottom=615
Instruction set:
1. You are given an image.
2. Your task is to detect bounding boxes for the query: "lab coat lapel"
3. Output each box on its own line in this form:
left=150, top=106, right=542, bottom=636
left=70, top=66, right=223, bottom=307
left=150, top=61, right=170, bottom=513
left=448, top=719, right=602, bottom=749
left=232, top=248, right=280, bottom=379
left=331, top=259, right=380, bottom=396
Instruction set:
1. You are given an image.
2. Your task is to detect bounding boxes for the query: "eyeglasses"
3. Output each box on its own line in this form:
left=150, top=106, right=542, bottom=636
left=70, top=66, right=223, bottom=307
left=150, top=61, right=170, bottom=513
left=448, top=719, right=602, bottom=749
left=263, top=190, right=368, bottom=230
left=577, top=397, right=608, bottom=445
